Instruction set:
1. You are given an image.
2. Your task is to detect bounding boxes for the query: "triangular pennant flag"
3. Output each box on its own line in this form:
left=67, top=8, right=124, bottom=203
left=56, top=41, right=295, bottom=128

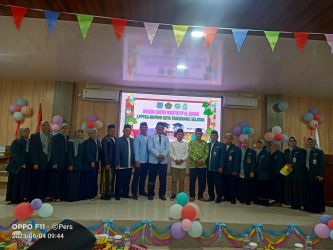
left=203, top=27, right=218, bottom=48
left=232, top=29, right=248, bottom=52
left=144, top=22, right=159, bottom=44
left=112, top=19, right=128, bottom=40
left=77, top=14, right=94, bottom=39
left=11, top=6, right=27, bottom=30
left=264, top=31, right=280, bottom=51
left=172, top=25, right=188, bottom=47
left=294, top=32, right=309, bottom=52
left=324, top=34, right=333, bottom=54
left=44, top=11, right=60, bottom=32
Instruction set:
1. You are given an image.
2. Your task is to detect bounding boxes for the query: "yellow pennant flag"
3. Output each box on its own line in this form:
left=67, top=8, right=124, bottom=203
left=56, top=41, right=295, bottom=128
left=172, top=25, right=188, bottom=47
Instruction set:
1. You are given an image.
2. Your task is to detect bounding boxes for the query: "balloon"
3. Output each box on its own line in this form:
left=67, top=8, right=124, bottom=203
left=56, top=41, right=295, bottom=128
left=21, top=106, right=33, bottom=117
left=330, top=230, right=333, bottom=240
left=176, top=192, right=189, bottom=206
left=308, top=108, right=319, bottom=115
left=277, top=102, right=288, bottom=111
left=272, top=126, right=282, bottom=134
left=188, top=221, right=203, bottom=238
left=308, top=120, right=318, bottom=129
left=249, top=128, right=255, bottom=135
left=14, top=202, right=33, bottom=220
left=264, top=132, right=274, bottom=142
left=181, top=204, right=196, bottom=220
left=282, top=134, right=289, bottom=143
left=239, top=121, right=249, bottom=129
left=239, top=134, right=249, bottom=142
left=169, top=204, right=183, bottom=220
left=8, top=104, right=16, bottom=113
left=37, top=203, right=54, bottom=218
left=303, top=113, right=314, bottom=122
left=188, top=203, right=200, bottom=219
left=16, top=98, right=27, bottom=106
left=313, top=114, right=321, bottom=121
left=314, top=223, right=330, bottom=239
left=232, top=126, right=242, bottom=136
left=15, top=105, right=21, bottom=112
left=87, top=120, right=96, bottom=129
left=87, top=114, right=97, bottom=121
left=181, top=219, right=192, bottom=231
left=82, top=121, right=88, bottom=131
left=52, top=115, right=63, bottom=125
left=327, top=220, right=333, bottom=230
left=30, top=198, right=43, bottom=210
left=95, top=120, right=104, bottom=129
left=320, top=214, right=332, bottom=224
left=170, top=222, right=186, bottom=240
left=274, top=134, right=284, bottom=142
left=13, top=112, right=24, bottom=121
left=242, top=127, right=251, bottom=135
left=51, top=124, right=60, bottom=132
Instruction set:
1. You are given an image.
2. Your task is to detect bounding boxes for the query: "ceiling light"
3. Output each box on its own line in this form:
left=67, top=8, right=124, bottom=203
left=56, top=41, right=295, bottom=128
left=191, top=31, right=205, bottom=38
left=177, top=64, right=188, bottom=70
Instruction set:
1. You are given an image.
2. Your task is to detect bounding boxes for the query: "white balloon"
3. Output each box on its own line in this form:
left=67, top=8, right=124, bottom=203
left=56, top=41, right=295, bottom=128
left=272, top=126, right=282, bottom=134
left=187, top=221, right=203, bottom=238
left=169, top=204, right=183, bottom=220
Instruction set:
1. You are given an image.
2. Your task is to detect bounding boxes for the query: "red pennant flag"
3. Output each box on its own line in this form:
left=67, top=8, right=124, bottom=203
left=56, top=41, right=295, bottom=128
left=203, top=27, right=218, bottom=48
left=15, top=121, right=21, bottom=138
left=112, top=18, right=128, bottom=40
left=36, top=103, right=42, bottom=132
left=294, top=32, right=309, bottom=52
left=11, top=6, right=27, bottom=30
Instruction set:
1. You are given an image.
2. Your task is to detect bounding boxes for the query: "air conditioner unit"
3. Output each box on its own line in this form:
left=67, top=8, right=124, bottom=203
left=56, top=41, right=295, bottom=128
left=82, top=89, right=119, bottom=102
left=223, top=96, right=258, bottom=109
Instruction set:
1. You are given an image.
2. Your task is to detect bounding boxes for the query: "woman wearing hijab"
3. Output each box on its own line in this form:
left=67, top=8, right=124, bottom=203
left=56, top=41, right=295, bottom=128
left=254, top=139, right=271, bottom=206
left=64, top=128, right=84, bottom=202
left=284, top=136, right=307, bottom=210
left=50, top=123, right=70, bottom=202
left=6, top=127, right=31, bottom=204
left=80, top=128, right=101, bottom=200
left=30, top=121, right=51, bottom=201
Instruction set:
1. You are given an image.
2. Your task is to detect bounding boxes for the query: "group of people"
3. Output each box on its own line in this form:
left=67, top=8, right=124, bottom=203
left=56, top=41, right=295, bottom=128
left=5, top=121, right=325, bottom=214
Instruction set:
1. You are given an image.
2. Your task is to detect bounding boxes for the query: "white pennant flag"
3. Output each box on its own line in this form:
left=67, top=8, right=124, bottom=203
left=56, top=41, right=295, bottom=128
left=144, top=22, right=159, bottom=44
left=314, top=127, right=320, bottom=149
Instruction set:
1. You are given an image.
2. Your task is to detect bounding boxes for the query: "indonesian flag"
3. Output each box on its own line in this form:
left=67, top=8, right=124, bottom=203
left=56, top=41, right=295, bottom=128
left=36, top=103, right=42, bottom=132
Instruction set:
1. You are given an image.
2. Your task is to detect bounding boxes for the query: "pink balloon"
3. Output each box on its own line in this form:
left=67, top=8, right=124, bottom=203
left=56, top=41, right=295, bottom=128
left=8, top=104, right=16, bottom=113
left=21, top=106, right=33, bottom=117
left=264, top=132, right=274, bottom=142
left=52, top=115, right=63, bottom=125
left=181, top=219, right=193, bottom=231
left=51, top=124, right=60, bottom=132
left=188, top=203, right=200, bottom=219
left=308, top=120, right=319, bottom=129
left=314, top=223, right=330, bottom=239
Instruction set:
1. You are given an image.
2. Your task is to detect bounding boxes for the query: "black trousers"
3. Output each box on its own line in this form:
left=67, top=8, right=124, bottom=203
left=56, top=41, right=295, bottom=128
left=237, top=177, right=253, bottom=204
left=222, top=174, right=237, bottom=203
left=272, top=175, right=285, bottom=204
left=304, top=180, right=325, bottom=213
left=148, top=163, right=167, bottom=198
left=115, top=168, right=132, bottom=198
left=285, top=179, right=305, bottom=208
left=131, top=163, right=149, bottom=196
left=256, top=180, right=271, bottom=206
left=49, top=169, right=64, bottom=199
left=207, top=171, right=222, bottom=200
left=189, top=168, right=207, bottom=198
left=31, top=169, right=49, bottom=200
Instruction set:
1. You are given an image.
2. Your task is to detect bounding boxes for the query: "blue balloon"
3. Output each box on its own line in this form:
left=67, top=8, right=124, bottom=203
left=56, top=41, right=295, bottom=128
left=283, top=134, right=289, bottom=143
left=308, top=108, right=319, bottom=115
left=277, top=102, right=288, bottom=111
left=242, top=127, right=251, bottom=135
left=37, top=203, right=53, bottom=218
left=320, top=214, right=332, bottom=224
left=330, top=230, right=333, bottom=240
left=176, top=192, right=189, bottom=206
left=303, top=113, right=314, bottom=122
left=239, top=121, right=249, bottom=129
left=16, top=98, right=27, bottom=107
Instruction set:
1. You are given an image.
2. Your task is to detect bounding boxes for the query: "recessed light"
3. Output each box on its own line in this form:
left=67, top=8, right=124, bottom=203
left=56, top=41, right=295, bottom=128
left=177, top=64, right=188, bottom=70
left=191, top=31, right=205, bottom=38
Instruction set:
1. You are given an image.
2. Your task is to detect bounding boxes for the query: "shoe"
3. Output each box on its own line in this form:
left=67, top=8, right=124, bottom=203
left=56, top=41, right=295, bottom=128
left=246, top=202, right=251, bottom=205
left=115, top=197, right=120, bottom=200
left=170, top=194, right=176, bottom=201
left=139, top=192, right=148, bottom=197
left=160, top=196, right=166, bottom=201
left=148, top=196, right=154, bottom=200
left=230, top=201, right=236, bottom=204
left=132, top=195, right=138, bottom=200
left=199, top=197, right=207, bottom=202
left=215, top=198, right=222, bottom=203
left=207, top=197, right=215, bottom=202
left=100, top=196, right=107, bottom=200
left=189, top=197, right=195, bottom=202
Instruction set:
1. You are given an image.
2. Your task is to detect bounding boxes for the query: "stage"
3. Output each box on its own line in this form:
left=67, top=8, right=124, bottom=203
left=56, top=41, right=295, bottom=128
left=1, top=190, right=332, bottom=249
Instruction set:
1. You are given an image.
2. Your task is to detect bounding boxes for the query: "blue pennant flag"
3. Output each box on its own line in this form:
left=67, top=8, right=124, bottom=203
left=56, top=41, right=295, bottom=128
left=44, top=10, right=60, bottom=32
left=232, top=29, right=248, bottom=52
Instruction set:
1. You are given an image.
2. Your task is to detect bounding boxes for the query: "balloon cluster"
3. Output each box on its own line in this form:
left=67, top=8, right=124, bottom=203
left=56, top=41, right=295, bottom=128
left=8, top=98, right=33, bottom=122
left=169, top=192, right=202, bottom=239
left=82, top=114, right=104, bottom=131
left=302, top=108, right=324, bottom=129
left=264, top=126, right=289, bottom=143
left=13, top=199, right=54, bottom=220
left=50, top=114, right=64, bottom=133
left=314, top=214, right=333, bottom=240
left=232, top=121, right=255, bottom=142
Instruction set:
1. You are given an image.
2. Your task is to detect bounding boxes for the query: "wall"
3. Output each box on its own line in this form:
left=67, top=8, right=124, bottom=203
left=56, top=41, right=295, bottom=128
left=0, top=80, right=55, bottom=145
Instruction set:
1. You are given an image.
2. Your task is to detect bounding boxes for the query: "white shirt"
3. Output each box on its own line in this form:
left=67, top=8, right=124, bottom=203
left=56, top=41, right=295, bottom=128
left=169, top=140, right=188, bottom=169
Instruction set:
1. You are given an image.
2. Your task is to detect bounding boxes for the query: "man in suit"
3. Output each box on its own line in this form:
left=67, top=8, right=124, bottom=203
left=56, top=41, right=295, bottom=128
left=222, top=133, right=241, bottom=204
left=114, top=124, right=135, bottom=200
left=206, top=130, right=225, bottom=203
left=100, top=124, right=117, bottom=200
left=147, top=122, right=170, bottom=201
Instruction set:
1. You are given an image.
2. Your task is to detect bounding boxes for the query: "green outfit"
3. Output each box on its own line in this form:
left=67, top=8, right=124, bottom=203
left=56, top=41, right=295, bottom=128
left=188, top=139, right=209, bottom=168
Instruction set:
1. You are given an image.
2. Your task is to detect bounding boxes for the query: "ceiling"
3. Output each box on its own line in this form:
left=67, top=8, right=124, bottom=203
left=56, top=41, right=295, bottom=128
left=0, top=1, right=332, bottom=96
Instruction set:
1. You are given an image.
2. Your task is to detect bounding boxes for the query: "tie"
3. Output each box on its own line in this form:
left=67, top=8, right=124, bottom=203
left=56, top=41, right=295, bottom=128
left=159, top=134, right=161, bottom=145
